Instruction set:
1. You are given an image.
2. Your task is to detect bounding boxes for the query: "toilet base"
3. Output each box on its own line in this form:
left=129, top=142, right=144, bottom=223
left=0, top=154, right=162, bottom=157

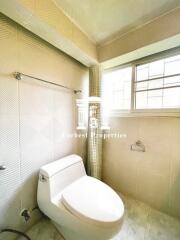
left=52, top=220, right=119, bottom=240
left=52, top=221, right=84, bottom=240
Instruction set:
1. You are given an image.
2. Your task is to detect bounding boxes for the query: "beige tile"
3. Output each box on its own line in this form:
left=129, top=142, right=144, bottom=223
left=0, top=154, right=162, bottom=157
left=108, top=117, right=140, bottom=143
left=136, top=170, right=170, bottom=212
left=104, top=117, right=179, bottom=218
left=145, top=207, right=180, bottom=240
left=0, top=36, right=18, bottom=116
left=103, top=146, right=140, bottom=197
left=170, top=202, right=180, bottom=219
left=19, top=81, right=53, bottom=117
left=117, top=196, right=150, bottom=240
left=171, top=118, right=180, bottom=142
left=18, top=195, right=180, bottom=240
left=138, top=147, right=171, bottom=177
left=171, top=143, right=180, bottom=180
left=169, top=175, right=180, bottom=218
left=0, top=195, right=23, bottom=240
left=18, top=218, right=64, bottom=240
left=138, top=118, right=172, bottom=143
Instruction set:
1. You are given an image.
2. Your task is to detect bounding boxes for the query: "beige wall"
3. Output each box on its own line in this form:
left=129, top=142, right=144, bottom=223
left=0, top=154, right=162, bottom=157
left=103, top=117, right=180, bottom=219
left=0, top=0, right=97, bottom=66
left=98, top=7, right=180, bottom=62
left=19, top=0, right=97, bottom=60
left=1, top=1, right=179, bottom=67
left=0, top=13, right=88, bottom=239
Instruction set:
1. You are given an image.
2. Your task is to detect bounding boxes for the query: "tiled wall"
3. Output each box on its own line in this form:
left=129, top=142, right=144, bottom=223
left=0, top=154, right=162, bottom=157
left=0, top=14, right=88, bottom=240
left=103, top=117, right=180, bottom=219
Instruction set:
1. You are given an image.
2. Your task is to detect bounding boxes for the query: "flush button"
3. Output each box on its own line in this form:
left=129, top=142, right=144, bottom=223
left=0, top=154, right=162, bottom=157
left=39, top=174, right=47, bottom=182
left=0, top=165, right=6, bottom=170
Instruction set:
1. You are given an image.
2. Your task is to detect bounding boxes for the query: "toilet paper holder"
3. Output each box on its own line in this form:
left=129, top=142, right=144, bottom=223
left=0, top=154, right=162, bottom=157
left=130, top=140, right=145, bottom=152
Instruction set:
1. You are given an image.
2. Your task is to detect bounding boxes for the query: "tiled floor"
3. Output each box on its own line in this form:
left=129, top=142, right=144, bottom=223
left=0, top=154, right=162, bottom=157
left=18, top=194, right=180, bottom=240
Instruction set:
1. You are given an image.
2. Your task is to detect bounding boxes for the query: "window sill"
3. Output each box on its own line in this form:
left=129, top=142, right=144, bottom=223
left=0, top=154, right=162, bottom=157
left=109, top=110, right=180, bottom=118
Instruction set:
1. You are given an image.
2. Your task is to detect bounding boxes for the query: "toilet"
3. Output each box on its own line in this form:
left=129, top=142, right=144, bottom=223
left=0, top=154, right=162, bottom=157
left=37, top=154, right=124, bottom=240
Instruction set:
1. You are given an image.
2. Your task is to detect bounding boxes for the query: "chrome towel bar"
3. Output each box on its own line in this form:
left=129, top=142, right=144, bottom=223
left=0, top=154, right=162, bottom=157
left=14, top=72, right=82, bottom=94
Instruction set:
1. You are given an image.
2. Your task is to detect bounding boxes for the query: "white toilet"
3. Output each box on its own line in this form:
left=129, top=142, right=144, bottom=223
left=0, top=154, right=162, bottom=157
left=37, top=154, right=124, bottom=240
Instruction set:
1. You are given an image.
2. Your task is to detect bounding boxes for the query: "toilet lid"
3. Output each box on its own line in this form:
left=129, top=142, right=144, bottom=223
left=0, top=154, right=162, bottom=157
left=61, top=176, right=124, bottom=227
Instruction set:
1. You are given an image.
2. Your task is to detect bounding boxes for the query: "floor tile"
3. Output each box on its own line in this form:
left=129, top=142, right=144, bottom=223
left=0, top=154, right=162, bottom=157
left=18, top=194, right=180, bottom=240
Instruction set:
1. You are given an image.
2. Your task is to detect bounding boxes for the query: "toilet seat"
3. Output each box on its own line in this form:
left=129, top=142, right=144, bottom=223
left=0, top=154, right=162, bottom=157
left=61, top=176, right=124, bottom=227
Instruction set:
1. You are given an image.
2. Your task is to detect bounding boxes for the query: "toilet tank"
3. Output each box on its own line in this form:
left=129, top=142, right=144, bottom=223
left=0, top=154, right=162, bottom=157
left=37, top=154, right=86, bottom=204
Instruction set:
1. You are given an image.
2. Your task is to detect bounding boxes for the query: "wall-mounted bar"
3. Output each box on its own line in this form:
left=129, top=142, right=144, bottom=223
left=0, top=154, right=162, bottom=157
left=130, top=140, right=145, bottom=152
left=14, top=72, right=82, bottom=94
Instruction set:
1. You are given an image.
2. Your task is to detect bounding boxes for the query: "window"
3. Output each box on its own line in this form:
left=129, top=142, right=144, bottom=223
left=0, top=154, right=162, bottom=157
left=102, top=67, right=132, bottom=111
left=135, top=55, right=180, bottom=109
left=102, top=51, right=180, bottom=116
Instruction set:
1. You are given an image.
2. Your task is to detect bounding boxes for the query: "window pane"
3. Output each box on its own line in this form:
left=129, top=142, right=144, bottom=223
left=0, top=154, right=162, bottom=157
left=165, top=55, right=180, bottom=63
left=124, top=99, right=131, bottom=109
left=135, top=53, right=180, bottom=110
left=165, top=61, right=180, bottom=75
left=124, top=82, right=131, bottom=96
left=103, top=67, right=132, bottom=111
left=136, top=92, right=148, bottom=109
left=163, top=87, right=180, bottom=108
left=149, top=59, right=164, bottom=77
left=136, top=81, right=148, bottom=91
left=164, top=76, right=180, bottom=87
left=148, top=79, right=163, bottom=89
left=136, top=64, right=148, bottom=81
left=147, top=96, right=162, bottom=108
left=112, top=91, right=122, bottom=109
left=148, top=89, right=163, bottom=97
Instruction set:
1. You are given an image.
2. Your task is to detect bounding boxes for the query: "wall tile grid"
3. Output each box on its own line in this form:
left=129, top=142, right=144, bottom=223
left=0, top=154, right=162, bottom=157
left=0, top=13, right=88, bottom=240
left=103, top=117, right=180, bottom=219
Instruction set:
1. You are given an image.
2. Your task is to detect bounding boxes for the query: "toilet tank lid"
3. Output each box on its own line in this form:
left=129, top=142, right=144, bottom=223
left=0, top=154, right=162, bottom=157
left=40, top=154, right=83, bottom=178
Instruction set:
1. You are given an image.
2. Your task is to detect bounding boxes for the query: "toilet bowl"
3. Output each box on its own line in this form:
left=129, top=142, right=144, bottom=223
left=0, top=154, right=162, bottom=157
left=37, top=154, right=124, bottom=240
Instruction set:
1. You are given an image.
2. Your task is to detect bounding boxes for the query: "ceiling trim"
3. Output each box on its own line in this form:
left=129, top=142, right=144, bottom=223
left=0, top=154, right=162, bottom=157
left=98, top=7, right=180, bottom=62
left=101, top=34, right=180, bottom=69
left=98, top=6, right=180, bottom=47
left=0, top=0, right=98, bottom=67
left=53, top=0, right=96, bottom=44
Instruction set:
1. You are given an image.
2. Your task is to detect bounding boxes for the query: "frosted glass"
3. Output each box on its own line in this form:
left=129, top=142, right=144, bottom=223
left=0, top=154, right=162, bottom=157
left=135, top=54, right=180, bottom=110
left=148, top=90, right=163, bottom=97
left=137, top=66, right=148, bottom=81
left=164, top=76, right=180, bottom=86
left=165, top=61, right=180, bottom=75
left=163, top=87, right=180, bottom=108
left=147, top=97, right=162, bottom=108
left=149, top=60, right=164, bottom=77
left=136, top=81, right=148, bottom=91
left=165, top=55, right=180, bottom=62
left=136, top=92, right=148, bottom=109
left=148, top=79, right=163, bottom=89
left=103, top=67, right=132, bottom=110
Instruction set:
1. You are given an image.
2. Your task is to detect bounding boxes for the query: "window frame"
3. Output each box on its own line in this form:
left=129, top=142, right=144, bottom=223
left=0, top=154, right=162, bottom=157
left=104, top=48, right=180, bottom=117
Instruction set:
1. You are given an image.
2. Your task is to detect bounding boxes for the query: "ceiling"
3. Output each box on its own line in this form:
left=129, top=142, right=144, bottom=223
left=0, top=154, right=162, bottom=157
left=54, top=0, right=180, bottom=45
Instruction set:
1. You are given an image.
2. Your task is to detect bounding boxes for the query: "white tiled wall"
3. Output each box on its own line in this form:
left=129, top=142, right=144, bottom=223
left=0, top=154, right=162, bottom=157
left=0, top=14, right=88, bottom=240
left=103, top=117, right=180, bottom=219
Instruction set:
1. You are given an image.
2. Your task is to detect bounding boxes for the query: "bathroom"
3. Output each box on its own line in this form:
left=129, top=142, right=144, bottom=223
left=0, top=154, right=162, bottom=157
left=0, top=1, right=180, bottom=240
